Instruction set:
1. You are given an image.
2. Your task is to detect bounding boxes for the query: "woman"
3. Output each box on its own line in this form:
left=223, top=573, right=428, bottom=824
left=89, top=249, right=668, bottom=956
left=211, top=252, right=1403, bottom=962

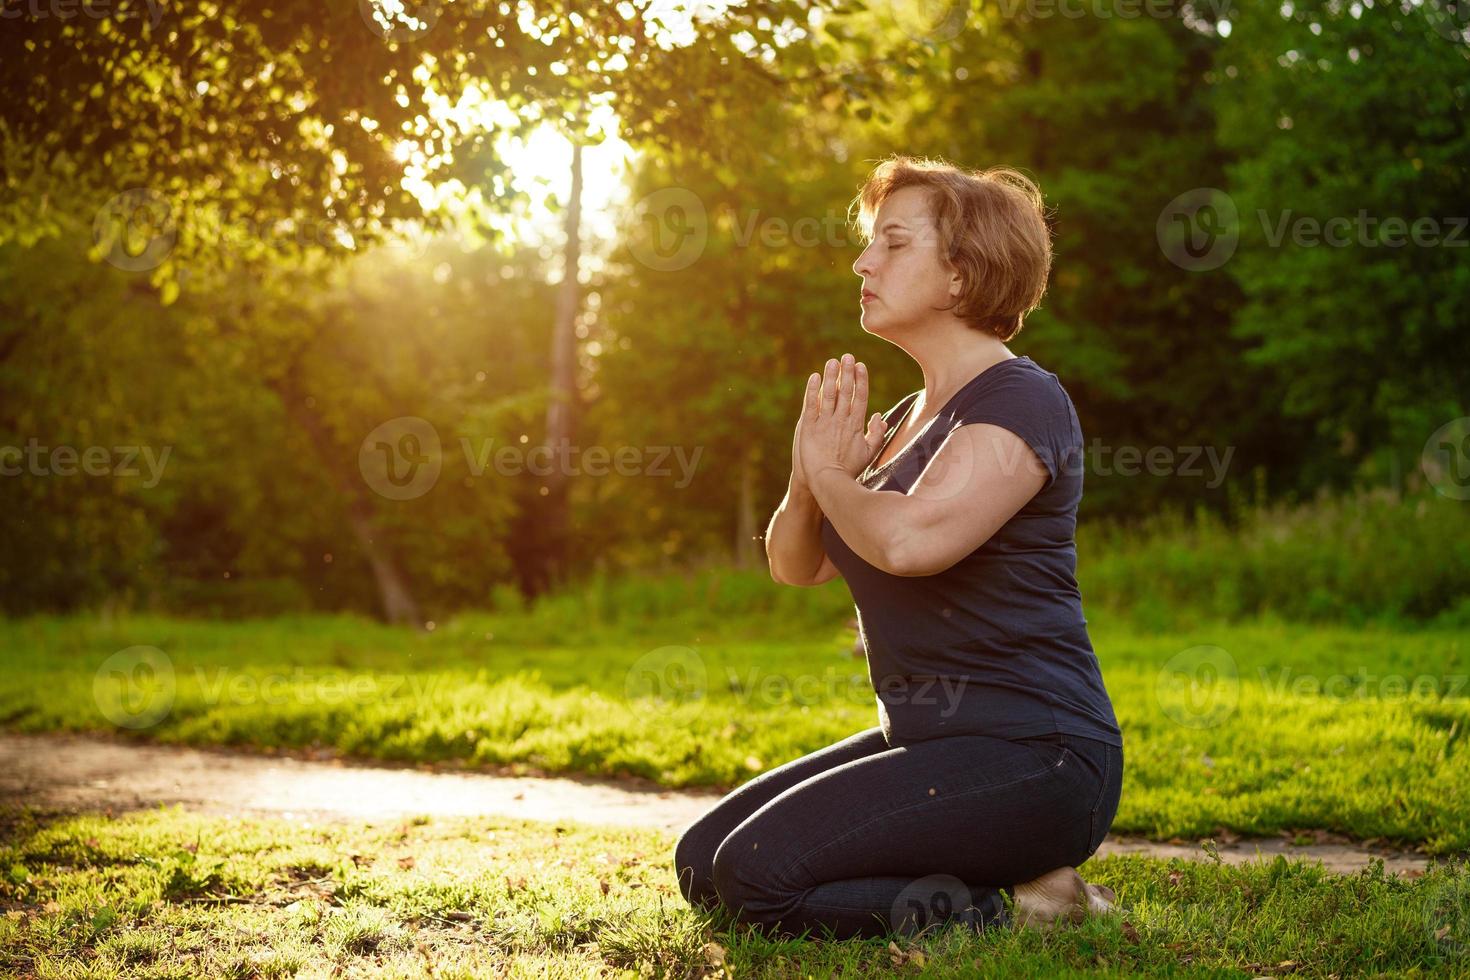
left=673, top=156, right=1123, bottom=942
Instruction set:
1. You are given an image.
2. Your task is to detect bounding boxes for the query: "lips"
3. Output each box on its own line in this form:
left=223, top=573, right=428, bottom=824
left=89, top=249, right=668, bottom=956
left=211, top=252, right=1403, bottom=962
left=861, top=290, right=877, bottom=303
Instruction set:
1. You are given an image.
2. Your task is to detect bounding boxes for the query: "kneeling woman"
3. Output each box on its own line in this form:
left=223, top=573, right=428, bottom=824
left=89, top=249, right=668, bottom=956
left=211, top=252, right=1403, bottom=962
left=673, top=155, right=1124, bottom=941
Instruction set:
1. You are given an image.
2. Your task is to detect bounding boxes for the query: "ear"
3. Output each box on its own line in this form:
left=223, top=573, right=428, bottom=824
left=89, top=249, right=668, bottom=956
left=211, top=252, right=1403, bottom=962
left=949, top=270, right=964, bottom=299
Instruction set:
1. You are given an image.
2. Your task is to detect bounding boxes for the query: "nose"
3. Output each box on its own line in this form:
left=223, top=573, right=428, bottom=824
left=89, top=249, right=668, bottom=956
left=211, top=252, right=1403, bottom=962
left=853, top=240, right=875, bottom=278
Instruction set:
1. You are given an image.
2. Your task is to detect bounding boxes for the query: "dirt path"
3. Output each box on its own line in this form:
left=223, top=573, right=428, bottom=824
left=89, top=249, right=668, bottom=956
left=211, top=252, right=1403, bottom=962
left=0, top=733, right=1437, bottom=877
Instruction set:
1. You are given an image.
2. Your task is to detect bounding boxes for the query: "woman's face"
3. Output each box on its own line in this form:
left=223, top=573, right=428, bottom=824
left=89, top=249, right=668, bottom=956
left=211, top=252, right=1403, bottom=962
left=852, top=185, right=957, bottom=332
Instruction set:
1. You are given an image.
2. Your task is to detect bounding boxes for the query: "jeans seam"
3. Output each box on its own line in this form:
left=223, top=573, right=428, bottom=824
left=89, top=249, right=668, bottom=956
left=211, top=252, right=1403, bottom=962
left=1086, top=744, right=1112, bottom=851
left=775, top=750, right=1070, bottom=887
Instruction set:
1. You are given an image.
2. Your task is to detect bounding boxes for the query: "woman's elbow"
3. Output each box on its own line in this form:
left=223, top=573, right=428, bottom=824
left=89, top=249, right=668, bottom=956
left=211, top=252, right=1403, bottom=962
left=885, top=528, right=974, bottom=577
left=879, top=538, right=926, bottom=577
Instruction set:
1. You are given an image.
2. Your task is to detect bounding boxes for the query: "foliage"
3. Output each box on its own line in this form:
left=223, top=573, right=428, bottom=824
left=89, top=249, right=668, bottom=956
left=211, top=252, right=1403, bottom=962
left=1215, top=0, right=1470, bottom=489
left=0, top=0, right=1466, bottom=613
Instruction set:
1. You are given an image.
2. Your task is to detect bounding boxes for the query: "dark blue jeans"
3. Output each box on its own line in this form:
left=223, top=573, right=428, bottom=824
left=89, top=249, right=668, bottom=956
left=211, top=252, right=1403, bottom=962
left=673, top=727, right=1122, bottom=941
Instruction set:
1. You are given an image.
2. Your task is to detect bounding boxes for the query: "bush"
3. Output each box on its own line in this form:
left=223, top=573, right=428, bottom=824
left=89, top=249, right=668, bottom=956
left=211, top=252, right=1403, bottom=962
left=1078, top=487, right=1470, bottom=627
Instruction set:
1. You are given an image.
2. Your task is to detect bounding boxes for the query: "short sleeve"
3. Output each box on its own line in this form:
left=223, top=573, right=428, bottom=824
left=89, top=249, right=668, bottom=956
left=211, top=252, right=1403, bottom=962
left=946, top=371, right=1072, bottom=493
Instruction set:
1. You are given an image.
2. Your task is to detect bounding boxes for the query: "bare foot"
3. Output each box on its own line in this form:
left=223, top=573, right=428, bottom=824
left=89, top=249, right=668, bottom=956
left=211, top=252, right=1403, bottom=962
left=1009, top=866, right=1088, bottom=930
left=1010, top=869, right=1120, bottom=930
left=1083, top=881, right=1117, bottom=916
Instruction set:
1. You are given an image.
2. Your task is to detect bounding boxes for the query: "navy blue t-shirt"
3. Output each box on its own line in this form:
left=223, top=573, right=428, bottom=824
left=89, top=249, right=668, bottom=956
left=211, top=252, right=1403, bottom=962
left=819, top=355, right=1122, bottom=748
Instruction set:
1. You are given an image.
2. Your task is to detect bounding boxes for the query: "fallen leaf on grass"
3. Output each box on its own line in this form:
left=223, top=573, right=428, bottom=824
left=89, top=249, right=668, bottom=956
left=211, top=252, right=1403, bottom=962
left=397, top=856, right=416, bottom=870
left=887, top=941, right=927, bottom=969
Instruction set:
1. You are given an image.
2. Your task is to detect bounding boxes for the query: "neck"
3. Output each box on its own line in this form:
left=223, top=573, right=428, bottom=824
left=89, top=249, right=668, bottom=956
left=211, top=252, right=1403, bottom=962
left=897, top=323, right=1016, bottom=415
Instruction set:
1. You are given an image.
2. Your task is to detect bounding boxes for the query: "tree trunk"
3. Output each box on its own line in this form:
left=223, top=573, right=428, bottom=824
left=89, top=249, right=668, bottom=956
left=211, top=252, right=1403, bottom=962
left=270, top=377, right=423, bottom=626
left=536, top=135, right=584, bottom=593
left=735, top=442, right=760, bottom=568
left=343, top=497, right=422, bottom=625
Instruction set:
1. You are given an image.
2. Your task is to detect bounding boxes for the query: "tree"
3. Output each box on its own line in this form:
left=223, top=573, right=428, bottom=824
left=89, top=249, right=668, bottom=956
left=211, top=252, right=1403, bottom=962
left=1, top=0, right=898, bottom=287
left=1, top=0, right=918, bottom=616
left=870, top=2, right=1303, bottom=517
left=1215, top=0, right=1470, bottom=490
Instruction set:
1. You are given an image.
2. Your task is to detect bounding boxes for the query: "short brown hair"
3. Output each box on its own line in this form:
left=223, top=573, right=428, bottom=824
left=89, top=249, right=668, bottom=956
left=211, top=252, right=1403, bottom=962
left=850, top=155, right=1053, bottom=342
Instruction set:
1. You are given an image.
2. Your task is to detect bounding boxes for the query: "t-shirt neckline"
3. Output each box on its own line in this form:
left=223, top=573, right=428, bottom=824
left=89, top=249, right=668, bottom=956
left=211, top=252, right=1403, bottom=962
left=861, top=355, right=1032, bottom=482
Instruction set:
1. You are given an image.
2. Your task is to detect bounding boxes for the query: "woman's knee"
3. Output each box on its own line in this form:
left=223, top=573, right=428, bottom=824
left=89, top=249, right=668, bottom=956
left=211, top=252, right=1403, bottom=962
left=709, top=823, right=789, bottom=918
left=673, top=822, right=721, bottom=910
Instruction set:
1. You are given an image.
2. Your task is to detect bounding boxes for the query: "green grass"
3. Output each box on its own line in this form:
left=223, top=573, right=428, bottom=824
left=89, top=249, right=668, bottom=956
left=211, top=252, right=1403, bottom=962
left=2, top=605, right=1468, bottom=854
left=2, top=805, right=1467, bottom=979
left=3, top=501, right=1469, bottom=976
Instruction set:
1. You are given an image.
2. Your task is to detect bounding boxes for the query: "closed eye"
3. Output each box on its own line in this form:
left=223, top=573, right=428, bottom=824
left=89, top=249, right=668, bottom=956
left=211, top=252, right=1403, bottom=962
left=888, top=243, right=906, bottom=250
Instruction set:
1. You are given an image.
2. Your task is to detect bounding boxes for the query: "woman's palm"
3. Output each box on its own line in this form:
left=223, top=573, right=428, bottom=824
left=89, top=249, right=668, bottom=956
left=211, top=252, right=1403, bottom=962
left=791, top=365, right=888, bottom=488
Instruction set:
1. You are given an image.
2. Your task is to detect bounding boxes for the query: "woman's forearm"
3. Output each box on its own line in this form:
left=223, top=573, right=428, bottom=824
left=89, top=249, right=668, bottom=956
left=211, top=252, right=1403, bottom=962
left=808, top=465, right=902, bottom=574
left=765, top=475, right=829, bottom=585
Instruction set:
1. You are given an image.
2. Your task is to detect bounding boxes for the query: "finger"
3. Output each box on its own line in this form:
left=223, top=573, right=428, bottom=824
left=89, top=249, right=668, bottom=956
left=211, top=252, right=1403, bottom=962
left=802, top=372, right=819, bottom=418
left=840, top=354, right=852, bottom=420
left=865, top=412, right=886, bottom=450
left=850, top=360, right=869, bottom=422
left=846, top=354, right=858, bottom=420
left=820, top=357, right=838, bottom=417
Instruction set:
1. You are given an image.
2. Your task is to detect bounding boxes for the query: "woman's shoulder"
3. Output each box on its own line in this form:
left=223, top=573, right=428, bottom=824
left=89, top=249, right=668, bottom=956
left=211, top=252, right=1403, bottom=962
left=956, top=355, right=1072, bottom=416
left=1008, top=354, right=1067, bottom=390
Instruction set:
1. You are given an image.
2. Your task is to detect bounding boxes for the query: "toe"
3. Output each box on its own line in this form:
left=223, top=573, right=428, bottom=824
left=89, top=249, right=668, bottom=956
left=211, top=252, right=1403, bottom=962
left=1083, top=882, right=1117, bottom=916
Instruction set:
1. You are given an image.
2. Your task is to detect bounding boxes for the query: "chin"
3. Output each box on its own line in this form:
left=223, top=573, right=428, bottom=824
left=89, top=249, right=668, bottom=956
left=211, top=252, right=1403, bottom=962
left=860, top=308, right=902, bottom=334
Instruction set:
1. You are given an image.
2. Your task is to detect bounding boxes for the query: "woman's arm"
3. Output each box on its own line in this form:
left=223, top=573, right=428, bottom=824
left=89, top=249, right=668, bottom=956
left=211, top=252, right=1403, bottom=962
left=771, top=355, right=897, bottom=586
left=766, top=474, right=841, bottom=587
left=809, top=422, right=1046, bottom=577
